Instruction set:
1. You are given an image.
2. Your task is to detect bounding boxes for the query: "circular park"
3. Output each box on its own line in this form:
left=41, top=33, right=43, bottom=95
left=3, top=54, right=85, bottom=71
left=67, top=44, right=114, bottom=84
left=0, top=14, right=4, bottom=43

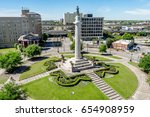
left=0, top=7, right=140, bottom=100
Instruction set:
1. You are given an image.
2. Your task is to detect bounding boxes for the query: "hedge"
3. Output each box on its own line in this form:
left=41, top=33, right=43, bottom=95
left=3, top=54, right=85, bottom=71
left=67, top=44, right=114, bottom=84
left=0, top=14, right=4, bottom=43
left=50, top=70, right=92, bottom=87
left=94, top=65, right=119, bottom=78
left=44, top=60, right=57, bottom=71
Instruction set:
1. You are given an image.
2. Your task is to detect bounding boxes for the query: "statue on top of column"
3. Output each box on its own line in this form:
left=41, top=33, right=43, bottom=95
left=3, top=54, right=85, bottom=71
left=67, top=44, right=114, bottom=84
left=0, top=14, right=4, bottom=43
left=76, top=6, right=79, bottom=16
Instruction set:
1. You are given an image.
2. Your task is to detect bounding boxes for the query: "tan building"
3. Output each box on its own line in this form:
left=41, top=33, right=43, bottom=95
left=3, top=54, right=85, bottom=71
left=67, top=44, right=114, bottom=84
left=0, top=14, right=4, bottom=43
left=112, top=40, right=134, bottom=50
left=0, top=8, right=41, bottom=48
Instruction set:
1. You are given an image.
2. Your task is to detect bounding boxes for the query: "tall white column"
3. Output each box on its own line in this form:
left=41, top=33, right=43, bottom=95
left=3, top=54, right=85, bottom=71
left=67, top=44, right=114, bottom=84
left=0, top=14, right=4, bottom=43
left=74, top=15, right=81, bottom=60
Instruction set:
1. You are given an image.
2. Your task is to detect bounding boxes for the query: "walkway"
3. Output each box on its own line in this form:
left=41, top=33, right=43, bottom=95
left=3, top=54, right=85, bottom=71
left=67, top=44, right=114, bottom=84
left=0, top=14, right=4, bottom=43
left=17, top=68, right=60, bottom=85
left=87, top=72, right=123, bottom=100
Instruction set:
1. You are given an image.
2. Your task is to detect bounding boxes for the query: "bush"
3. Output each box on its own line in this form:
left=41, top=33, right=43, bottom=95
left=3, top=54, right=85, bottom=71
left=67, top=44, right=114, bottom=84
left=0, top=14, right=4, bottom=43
left=24, top=44, right=41, bottom=58
left=0, top=83, right=27, bottom=100
left=49, top=57, right=61, bottom=62
left=44, top=60, right=57, bottom=71
left=50, top=70, right=92, bottom=87
left=0, top=52, right=22, bottom=72
left=139, top=54, right=150, bottom=73
left=94, top=65, right=119, bottom=78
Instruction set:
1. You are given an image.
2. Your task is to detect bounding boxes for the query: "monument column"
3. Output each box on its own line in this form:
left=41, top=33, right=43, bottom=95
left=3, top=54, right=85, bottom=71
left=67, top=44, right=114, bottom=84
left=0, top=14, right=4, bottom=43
left=74, top=6, right=81, bottom=60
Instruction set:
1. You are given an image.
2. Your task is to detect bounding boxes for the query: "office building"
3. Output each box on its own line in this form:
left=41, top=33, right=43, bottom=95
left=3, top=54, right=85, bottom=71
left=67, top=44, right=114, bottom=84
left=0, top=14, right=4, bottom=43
left=81, top=14, right=104, bottom=41
left=0, top=8, right=41, bottom=48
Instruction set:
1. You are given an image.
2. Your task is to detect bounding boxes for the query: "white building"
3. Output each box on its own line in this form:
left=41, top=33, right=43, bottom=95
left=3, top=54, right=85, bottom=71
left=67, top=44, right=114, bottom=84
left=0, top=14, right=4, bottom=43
left=0, top=8, right=42, bottom=48
left=63, top=12, right=83, bottom=25
left=81, top=14, right=104, bottom=41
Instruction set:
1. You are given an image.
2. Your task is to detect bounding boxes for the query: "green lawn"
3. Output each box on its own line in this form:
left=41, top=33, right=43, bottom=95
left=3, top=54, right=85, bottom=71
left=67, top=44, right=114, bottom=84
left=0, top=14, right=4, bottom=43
left=84, top=54, right=111, bottom=61
left=62, top=54, right=111, bottom=61
left=19, top=57, right=60, bottom=80
left=0, top=48, right=17, bottom=54
left=64, top=54, right=74, bottom=58
left=0, top=75, right=9, bottom=84
left=22, top=76, right=109, bottom=100
left=128, top=62, right=139, bottom=68
left=108, top=56, right=122, bottom=59
left=60, top=52, right=73, bottom=54
left=102, top=63, right=138, bottom=99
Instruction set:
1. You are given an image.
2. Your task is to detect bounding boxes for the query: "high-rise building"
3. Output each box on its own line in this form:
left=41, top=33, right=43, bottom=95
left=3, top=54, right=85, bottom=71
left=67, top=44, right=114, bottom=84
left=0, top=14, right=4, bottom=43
left=81, top=14, right=104, bottom=41
left=63, top=12, right=83, bottom=25
left=0, top=8, right=41, bottom=48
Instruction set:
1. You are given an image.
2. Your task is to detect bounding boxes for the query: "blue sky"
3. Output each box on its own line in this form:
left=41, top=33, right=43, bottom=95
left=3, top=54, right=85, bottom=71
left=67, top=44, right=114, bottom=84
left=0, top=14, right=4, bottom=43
left=1, top=0, right=150, bottom=20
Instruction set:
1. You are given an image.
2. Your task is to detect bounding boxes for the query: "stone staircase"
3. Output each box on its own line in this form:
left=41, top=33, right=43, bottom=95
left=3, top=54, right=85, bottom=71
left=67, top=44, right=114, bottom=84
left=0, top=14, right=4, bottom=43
left=74, top=59, right=93, bottom=71
left=86, top=72, right=123, bottom=100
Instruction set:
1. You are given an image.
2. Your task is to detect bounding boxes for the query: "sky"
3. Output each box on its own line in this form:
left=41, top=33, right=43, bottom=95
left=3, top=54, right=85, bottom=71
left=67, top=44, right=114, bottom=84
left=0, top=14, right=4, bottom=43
left=1, top=0, right=150, bottom=20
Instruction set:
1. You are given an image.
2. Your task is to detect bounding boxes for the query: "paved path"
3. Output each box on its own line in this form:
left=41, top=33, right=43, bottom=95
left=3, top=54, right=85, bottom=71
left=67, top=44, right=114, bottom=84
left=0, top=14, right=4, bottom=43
left=17, top=68, right=60, bottom=85
left=119, top=59, right=150, bottom=100
left=87, top=72, right=123, bottom=100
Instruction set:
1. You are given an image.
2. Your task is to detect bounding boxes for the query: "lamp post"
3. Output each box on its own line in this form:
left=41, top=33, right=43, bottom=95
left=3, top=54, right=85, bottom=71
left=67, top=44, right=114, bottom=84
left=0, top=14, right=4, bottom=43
left=87, top=43, right=88, bottom=52
left=130, top=52, right=133, bottom=62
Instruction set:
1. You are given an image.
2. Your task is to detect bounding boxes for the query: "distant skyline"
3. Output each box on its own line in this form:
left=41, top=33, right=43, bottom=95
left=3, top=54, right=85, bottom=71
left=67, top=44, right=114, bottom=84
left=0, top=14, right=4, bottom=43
left=1, top=0, right=150, bottom=20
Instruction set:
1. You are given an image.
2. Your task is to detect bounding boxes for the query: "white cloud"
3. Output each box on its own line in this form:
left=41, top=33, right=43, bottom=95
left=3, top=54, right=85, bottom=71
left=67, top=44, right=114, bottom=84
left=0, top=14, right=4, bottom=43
left=125, top=8, right=150, bottom=15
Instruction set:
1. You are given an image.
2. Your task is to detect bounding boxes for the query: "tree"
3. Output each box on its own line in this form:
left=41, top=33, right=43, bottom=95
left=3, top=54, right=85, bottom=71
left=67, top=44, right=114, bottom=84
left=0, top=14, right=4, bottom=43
left=0, top=83, right=27, bottom=100
left=136, top=32, right=147, bottom=37
left=114, top=35, right=122, bottom=40
left=122, top=33, right=134, bottom=40
left=14, top=43, right=18, bottom=49
left=106, top=38, right=114, bottom=48
left=24, top=44, right=41, bottom=58
left=147, top=76, right=150, bottom=86
left=42, top=33, right=48, bottom=42
left=17, top=44, right=24, bottom=52
left=103, top=30, right=113, bottom=39
left=99, top=44, right=107, bottom=53
left=0, top=52, right=22, bottom=72
left=70, top=40, right=83, bottom=50
left=139, top=54, right=150, bottom=73
left=67, top=32, right=73, bottom=42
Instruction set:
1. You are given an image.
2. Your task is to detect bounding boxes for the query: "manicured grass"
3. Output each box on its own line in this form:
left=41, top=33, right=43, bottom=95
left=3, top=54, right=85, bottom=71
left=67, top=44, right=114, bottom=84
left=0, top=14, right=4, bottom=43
left=102, top=63, right=138, bottom=99
left=64, top=54, right=74, bottom=58
left=19, top=57, right=60, bottom=80
left=62, top=53, right=111, bottom=61
left=84, top=54, right=111, bottom=61
left=22, top=76, right=109, bottom=100
left=60, top=52, right=73, bottom=54
left=108, top=56, right=122, bottom=59
left=0, top=75, right=9, bottom=84
left=0, top=48, right=17, bottom=54
left=128, top=62, right=139, bottom=68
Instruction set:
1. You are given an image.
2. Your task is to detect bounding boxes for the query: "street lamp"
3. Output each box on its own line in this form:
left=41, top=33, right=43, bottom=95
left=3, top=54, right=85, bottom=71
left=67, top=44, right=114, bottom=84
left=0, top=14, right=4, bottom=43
left=130, top=52, right=133, bottom=62
left=87, top=43, right=88, bottom=52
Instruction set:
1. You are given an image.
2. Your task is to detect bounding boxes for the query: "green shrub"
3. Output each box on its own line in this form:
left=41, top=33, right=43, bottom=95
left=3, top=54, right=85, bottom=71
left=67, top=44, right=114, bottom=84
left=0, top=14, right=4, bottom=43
left=50, top=70, right=92, bottom=87
left=49, top=57, right=61, bottom=62
left=94, top=65, right=119, bottom=78
left=44, top=60, right=57, bottom=71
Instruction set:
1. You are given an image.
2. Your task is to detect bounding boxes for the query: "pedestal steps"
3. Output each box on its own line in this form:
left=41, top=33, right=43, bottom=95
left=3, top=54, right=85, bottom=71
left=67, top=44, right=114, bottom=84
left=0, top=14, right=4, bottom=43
left=86, top=72, right=123, bottom=100
left=74, top=59, right=93, bottom=71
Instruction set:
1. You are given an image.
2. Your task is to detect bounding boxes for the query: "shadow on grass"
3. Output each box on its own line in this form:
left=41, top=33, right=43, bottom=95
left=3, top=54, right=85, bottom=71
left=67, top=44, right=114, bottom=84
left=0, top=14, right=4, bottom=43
left=28, top=56, right=49, bottom=62
left=15, top=66, right=31, bottom=74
